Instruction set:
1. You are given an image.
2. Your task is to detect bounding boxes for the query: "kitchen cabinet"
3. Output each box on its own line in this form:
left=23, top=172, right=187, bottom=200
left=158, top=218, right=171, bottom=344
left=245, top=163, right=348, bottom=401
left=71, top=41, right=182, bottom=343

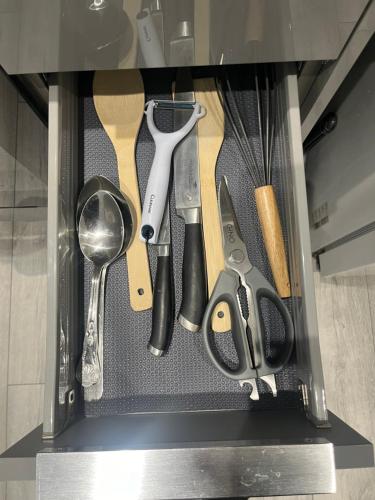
left=306, top=34, right=375, bottom=276
left=0, top=1, right=373, bottom=498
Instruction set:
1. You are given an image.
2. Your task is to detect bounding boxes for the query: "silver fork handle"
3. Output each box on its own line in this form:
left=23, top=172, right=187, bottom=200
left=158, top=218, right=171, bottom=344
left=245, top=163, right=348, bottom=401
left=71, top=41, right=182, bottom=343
left=82, top=265, right=102, bottom=388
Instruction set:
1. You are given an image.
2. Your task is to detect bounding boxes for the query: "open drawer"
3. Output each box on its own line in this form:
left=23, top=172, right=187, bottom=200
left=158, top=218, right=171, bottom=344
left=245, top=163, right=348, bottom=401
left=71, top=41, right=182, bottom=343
left=0, top=65, right=373, bottom=499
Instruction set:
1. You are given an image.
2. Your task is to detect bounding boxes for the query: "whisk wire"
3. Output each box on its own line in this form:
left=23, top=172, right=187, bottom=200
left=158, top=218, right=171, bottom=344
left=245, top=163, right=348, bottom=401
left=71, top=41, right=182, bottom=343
left=268, top=65, right=277, bottom=185
left=265, top=71, right=270, bottom=184
left=255, top=69, right=267, bottom=186
left=217, top=65, right=276, bottom=189
left=216, top=78, right=260, bottom=187
left=225, top=79, right=263, bottom=186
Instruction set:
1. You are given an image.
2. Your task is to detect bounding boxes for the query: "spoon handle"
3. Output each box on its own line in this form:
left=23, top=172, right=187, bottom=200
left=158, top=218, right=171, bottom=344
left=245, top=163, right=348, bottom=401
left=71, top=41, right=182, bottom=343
left=82, top=265, right=107, bottom=401
left=82, top=265, right=102, bottom=388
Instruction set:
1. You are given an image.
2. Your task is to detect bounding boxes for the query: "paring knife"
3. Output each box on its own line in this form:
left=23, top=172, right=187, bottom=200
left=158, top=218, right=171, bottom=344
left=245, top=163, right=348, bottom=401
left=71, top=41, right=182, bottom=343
left=174, top=68, right=207, bottom=332
left=148, top=202, right=174, bottom=356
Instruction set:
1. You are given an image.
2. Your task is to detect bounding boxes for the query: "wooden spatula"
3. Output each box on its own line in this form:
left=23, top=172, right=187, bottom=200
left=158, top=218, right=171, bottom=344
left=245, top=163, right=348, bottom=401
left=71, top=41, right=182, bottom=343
left=194, top=78, right=231, bottom=333
left=93, top=69, right=152, bottom=311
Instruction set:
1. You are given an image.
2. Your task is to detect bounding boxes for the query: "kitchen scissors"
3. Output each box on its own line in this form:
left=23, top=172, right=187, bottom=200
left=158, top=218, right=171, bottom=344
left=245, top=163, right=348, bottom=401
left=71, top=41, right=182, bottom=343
left=202, top=177, right=295, bottom=400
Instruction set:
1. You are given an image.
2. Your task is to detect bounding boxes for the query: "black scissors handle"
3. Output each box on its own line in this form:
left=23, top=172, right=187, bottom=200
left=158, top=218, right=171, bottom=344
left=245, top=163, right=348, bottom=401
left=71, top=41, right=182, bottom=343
left=202, top=269, right=257, bottom=381
left=244, top=266, right=294, bottom=377
left=202, top=267, right=295, bottom=382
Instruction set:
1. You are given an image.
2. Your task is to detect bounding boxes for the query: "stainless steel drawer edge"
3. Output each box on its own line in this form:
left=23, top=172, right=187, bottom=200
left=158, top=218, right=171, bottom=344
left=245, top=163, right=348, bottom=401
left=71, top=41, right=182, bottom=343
left=280, top=65, right=328, bottom=424
left=44, top=73, right=80, bottom=438
left=36, top=441, right=336, bottom=499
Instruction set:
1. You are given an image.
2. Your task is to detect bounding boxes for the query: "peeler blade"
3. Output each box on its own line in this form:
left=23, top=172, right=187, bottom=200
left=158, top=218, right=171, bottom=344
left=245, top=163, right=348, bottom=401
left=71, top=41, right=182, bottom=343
left=150, top=99, right=196, bottom=110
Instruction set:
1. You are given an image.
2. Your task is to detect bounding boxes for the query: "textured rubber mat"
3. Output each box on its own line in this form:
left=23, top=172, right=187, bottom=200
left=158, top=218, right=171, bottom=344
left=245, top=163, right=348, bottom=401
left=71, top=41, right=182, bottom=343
left=79, top=68, right=299, bottom=417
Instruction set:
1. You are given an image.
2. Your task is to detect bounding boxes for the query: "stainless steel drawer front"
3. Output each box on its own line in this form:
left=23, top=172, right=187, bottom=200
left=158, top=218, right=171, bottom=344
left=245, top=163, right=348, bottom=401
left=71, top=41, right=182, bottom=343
left=37, top=441, right=336, bottom=499
left=0, top=0, right=363, bottom=74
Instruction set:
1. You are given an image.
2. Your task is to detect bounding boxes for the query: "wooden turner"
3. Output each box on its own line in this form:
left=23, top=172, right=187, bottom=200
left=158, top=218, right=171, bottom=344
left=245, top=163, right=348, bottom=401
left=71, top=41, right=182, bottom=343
left=194, top=78, right=231, bottom=333
left=93, top=69, right=152, bottom=311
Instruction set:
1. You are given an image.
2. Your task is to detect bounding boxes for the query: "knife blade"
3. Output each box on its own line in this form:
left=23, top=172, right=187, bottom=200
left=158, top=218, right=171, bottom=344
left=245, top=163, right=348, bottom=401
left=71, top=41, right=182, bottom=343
left=148, top=201, right=174, bottom=356
left=173, top=68, right=207, bottom=332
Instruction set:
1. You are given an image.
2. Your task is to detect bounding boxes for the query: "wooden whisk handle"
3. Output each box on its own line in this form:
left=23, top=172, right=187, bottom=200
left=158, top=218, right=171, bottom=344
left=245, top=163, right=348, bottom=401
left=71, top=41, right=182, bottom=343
left=255, top=185, right=291, bottom=298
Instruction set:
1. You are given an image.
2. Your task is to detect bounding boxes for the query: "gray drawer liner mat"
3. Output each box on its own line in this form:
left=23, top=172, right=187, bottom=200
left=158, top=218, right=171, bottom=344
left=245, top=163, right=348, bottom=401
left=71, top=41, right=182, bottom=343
left=79, top=69, right=299, bottom=417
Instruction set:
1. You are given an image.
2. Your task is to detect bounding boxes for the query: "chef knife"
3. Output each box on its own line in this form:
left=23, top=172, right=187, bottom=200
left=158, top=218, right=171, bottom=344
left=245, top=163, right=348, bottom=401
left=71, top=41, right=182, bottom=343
left=148, top=201, right=174, bottom=356
left=174, top=68, right=207, bottom=332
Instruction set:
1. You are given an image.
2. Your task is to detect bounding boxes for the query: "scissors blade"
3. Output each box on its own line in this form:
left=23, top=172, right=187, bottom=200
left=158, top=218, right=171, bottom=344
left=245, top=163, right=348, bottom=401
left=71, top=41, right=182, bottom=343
left=218, top=176, right=252, bottom=275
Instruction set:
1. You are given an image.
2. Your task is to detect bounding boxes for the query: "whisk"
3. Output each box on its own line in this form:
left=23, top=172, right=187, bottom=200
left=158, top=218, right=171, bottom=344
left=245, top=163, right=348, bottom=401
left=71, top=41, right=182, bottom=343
left=216, top=65, right=291, bottom=298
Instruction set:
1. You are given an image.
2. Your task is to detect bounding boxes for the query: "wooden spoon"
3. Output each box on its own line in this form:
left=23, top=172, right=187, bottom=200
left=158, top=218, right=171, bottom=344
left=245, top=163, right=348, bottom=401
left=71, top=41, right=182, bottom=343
left=93, top=69, right=152, bottom=311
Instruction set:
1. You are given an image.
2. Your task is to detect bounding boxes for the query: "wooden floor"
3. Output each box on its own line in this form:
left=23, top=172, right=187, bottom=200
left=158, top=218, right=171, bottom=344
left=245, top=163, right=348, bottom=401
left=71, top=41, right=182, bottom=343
left=257, top=266, right=375, bottom=500
left=0, top=70, right=374, bottom=498
left=312, top=266, right=375, bottom=500
left=0, top=70, right=47, bottom=500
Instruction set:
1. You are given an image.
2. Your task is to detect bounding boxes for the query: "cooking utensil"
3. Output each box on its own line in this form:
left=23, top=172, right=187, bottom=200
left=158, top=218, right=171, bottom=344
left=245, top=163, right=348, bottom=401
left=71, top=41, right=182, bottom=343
left=148, top=202, right=174, bottom=357
left=63, top=0, right=133, bottom=67
left=136, top=8, right=166, bottom=67
left=76, top=176, right=135, bottom=238
left=93, top=69, right=153, bottom=312
left=140, top=99, right=205, bottom=244
left=202, top=177, right=294, bottom=400
left=173, top=68, right=207, bottom=332
left=149, top=0, right=164, bottom=47
left=77, top=176, right=134, bottom=401
left=217, top=66, right=291, bottom=298
left=193, top=78, right=231, bottom=333
left=78, top=191, right=125, bottom=388
left=169, top=0, right=195, bottom=66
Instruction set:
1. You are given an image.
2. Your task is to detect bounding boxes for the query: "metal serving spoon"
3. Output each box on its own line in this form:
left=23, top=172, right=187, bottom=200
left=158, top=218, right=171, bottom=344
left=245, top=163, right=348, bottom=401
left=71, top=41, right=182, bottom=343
left=78, top=190, right=125, bottom=388
left=76, top=176, right=135, bottom=400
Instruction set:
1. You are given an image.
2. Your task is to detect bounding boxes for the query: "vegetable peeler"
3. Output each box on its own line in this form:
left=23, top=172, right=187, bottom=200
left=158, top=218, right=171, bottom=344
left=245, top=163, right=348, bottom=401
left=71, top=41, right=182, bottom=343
left=140, top=99, right=205, bottom=244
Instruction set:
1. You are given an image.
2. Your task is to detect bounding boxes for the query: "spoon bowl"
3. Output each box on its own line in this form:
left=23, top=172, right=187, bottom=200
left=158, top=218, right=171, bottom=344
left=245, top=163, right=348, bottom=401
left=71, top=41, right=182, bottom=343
left=76, top=175, right=135, bottom=256
left=78, top=190, right=125, bottom=266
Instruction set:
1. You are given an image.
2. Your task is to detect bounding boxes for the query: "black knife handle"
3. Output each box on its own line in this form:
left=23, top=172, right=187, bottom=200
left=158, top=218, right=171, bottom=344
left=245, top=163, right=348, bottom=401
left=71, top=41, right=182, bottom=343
left=148, top=255, right=173, bottom=356
left=178, top=222, right=207, bottom=332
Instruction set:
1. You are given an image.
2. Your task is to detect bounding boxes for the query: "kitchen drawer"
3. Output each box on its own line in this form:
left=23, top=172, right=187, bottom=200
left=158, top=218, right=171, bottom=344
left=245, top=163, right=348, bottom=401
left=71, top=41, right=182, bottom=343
left=0, top=65, right=373, bottom=499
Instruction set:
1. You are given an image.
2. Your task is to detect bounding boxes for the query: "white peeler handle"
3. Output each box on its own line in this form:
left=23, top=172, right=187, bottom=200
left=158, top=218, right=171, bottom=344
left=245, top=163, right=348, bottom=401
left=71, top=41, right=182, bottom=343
left=140, top=100, right=205, bottom=244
